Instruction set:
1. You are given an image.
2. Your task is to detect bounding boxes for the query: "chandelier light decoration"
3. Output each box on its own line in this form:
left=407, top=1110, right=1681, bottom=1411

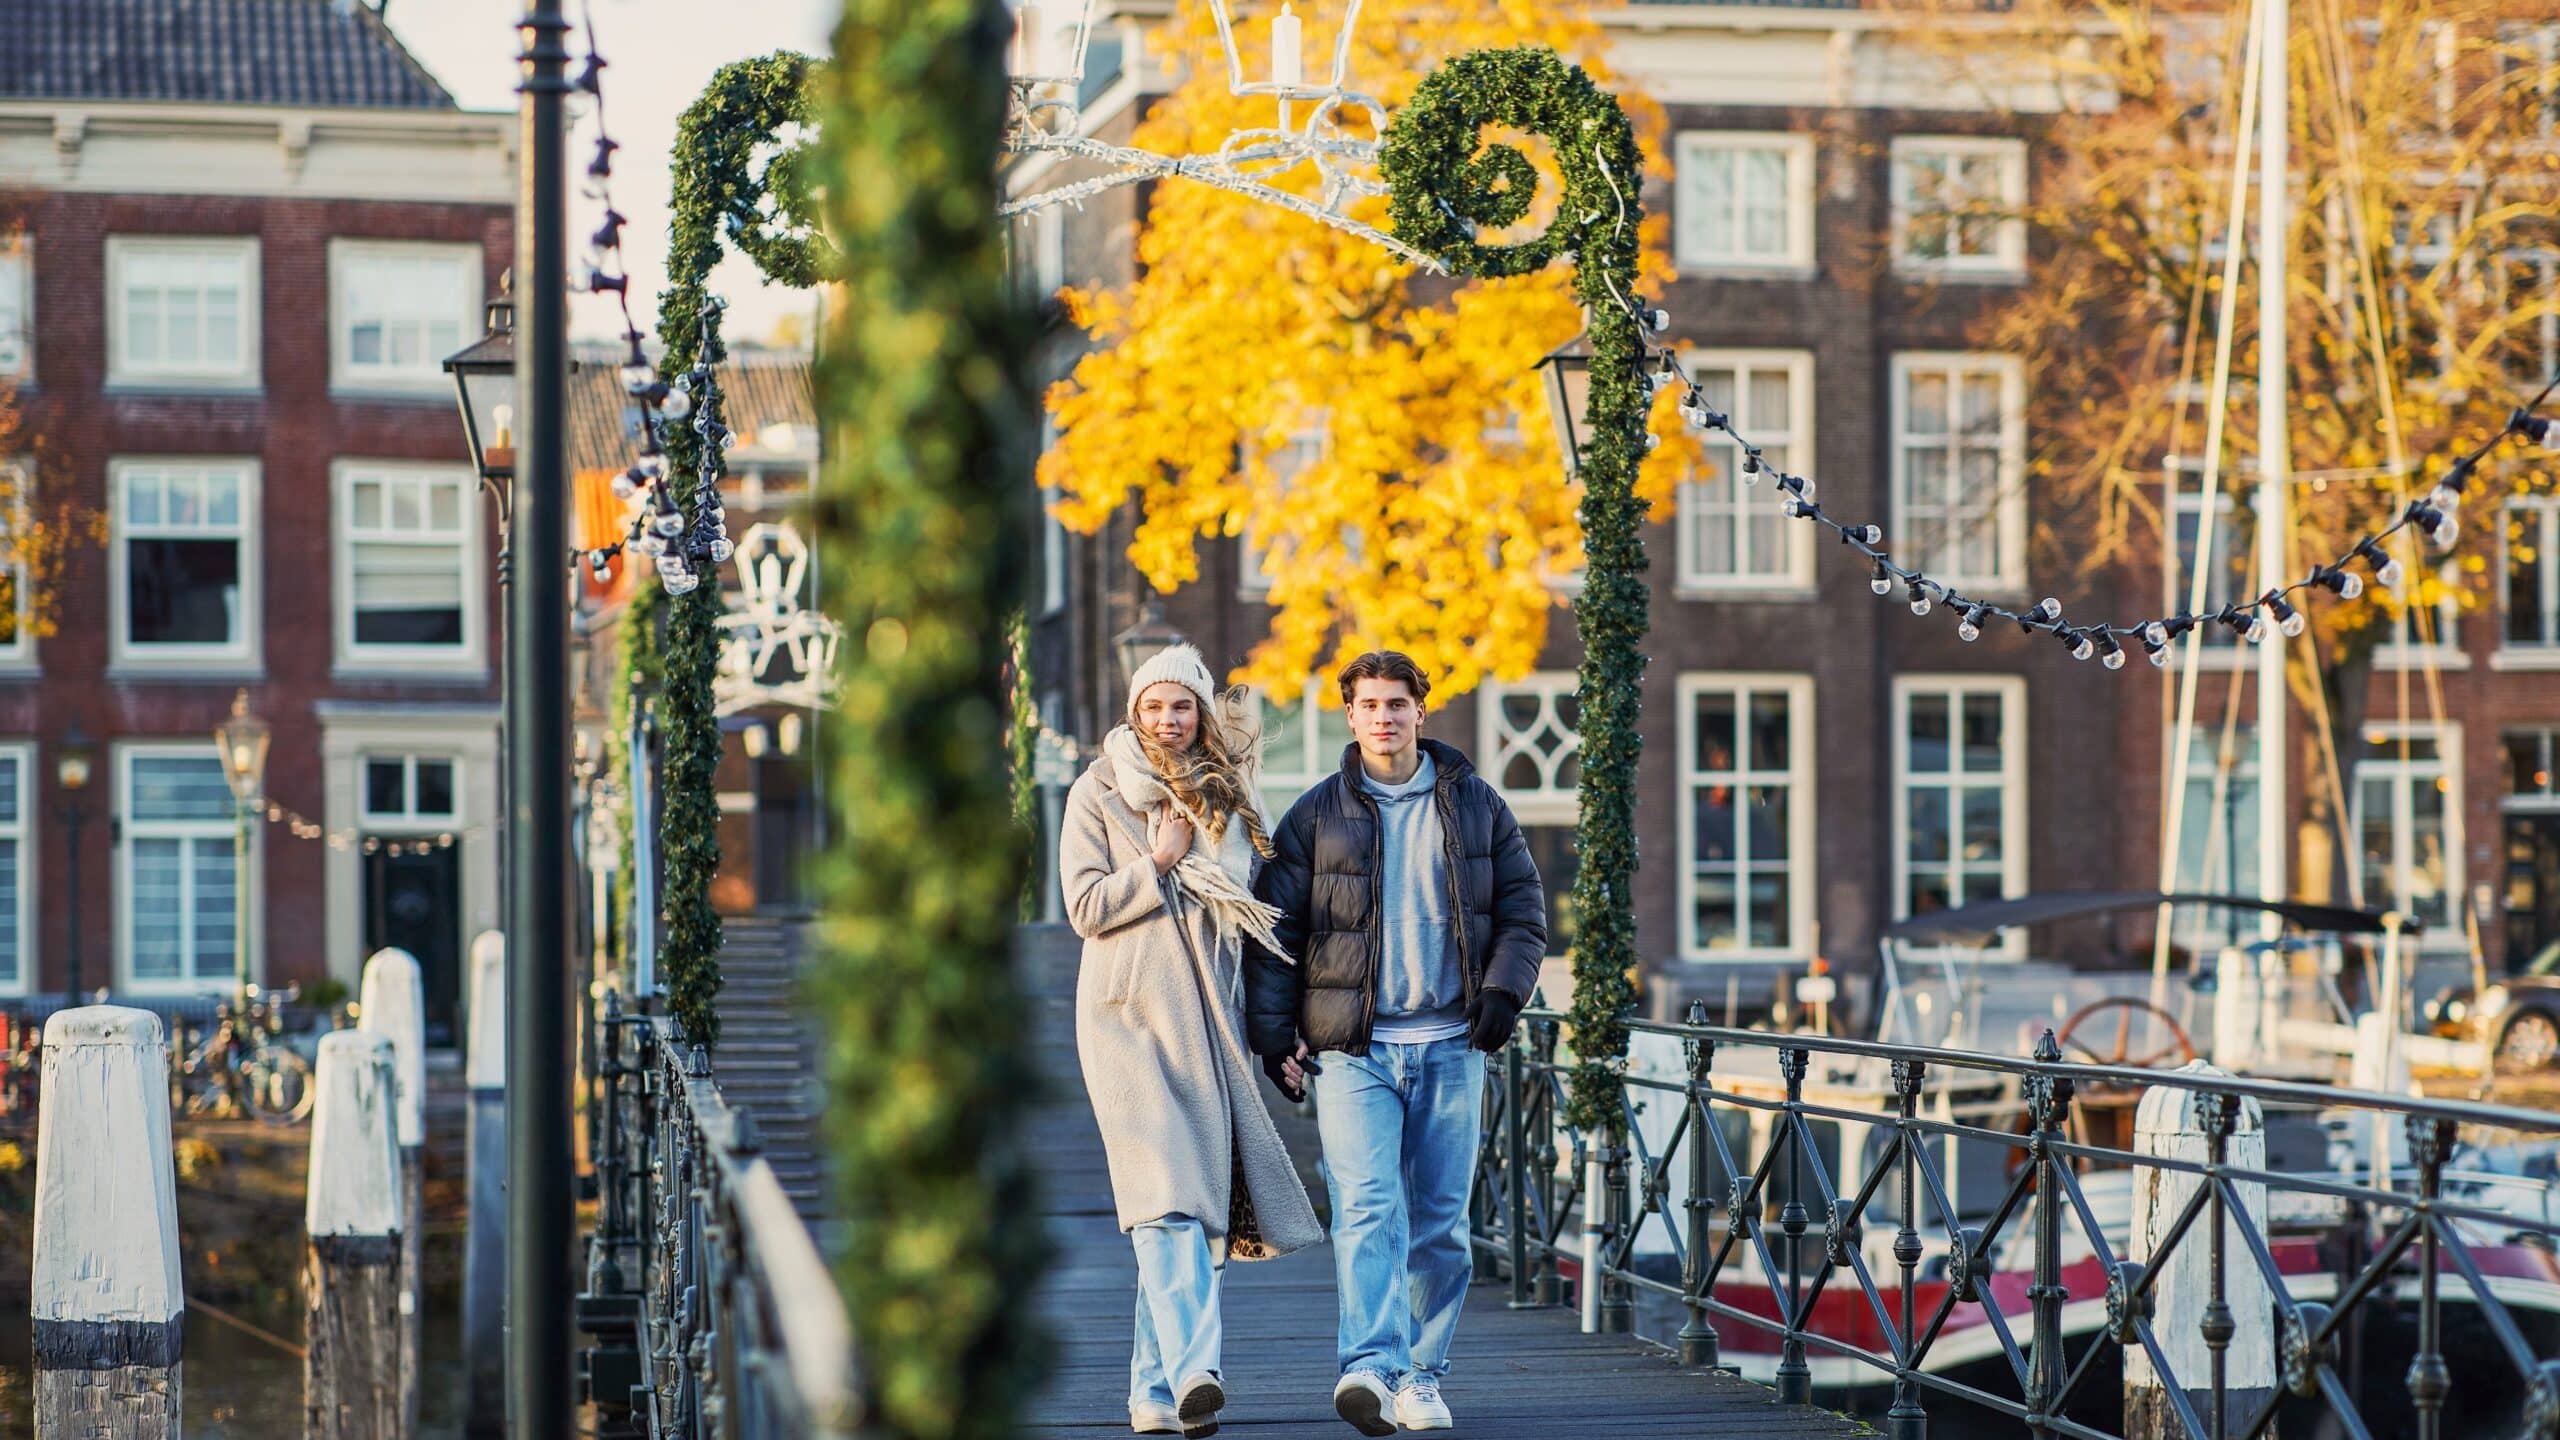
left=1001, top=0, right=1441, bottom=270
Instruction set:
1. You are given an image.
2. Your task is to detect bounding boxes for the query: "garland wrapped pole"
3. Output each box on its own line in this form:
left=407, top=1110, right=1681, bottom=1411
left=814, top=0, right=1047, bottom=1434
left=1381, top=47, right=1645, bottom=1135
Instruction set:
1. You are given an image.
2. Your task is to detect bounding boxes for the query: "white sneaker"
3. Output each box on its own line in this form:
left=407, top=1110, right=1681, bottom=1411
left=1393, top=1377, right=1453, bottom=1431
left=1130, top=1400, right=1183, bottom=1434
left=1332, top=1370, right=1397, bottom=1437
left=1174, top=1373, right=1224, bottom=1437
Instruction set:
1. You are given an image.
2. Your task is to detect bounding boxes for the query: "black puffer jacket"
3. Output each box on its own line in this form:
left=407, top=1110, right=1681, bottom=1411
left=1246, top=739, right=1546, bottom=1057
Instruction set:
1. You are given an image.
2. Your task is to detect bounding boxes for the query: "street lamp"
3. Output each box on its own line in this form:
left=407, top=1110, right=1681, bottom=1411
left=1114, top=600, right=1183, bottom=691
left=444, top=278, right=518, bottom=486
left=53, top=723, right=93, bottom=1006
left=1538, top=329, right=1595, bottom=480
left=213, top=691, right=270, bottom=993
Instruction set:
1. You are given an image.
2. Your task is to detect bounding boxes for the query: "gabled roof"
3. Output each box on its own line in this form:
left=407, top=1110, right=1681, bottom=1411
left=0, top=0, right=455, bottom=110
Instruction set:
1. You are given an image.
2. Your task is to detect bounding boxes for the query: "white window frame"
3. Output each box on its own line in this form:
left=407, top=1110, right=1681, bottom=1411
left=108, top=457, right=262, bottom=673
left=0, top=458, right=35, bottom=671
left=1891, top=675, right=2029, bottom=959
left=1676, top=349, right=1816, bottom=596
left=2502, top=22, right=2560, bottom=137
left=105, top=236, right=260, bottom=389
left=2168, top=724, right=2262, bottom=958
left=327, top=239, right=481, bottom=396
left=1890, top=353, right=2027, bottom=594
left=2165, top=474, right=2251, bottom=669
left=0, top=744, right=30, bottom=996
left=1038, top=419, right=1067, bottom=618
left=1675, top=673, right=1817, bottom=964
left=0, top=236, right=31, bottom=383
left=1890, top=136, right=2028, bottom=278
left=2352, top=722, right=2466, bottom=949
left=2503, top=495, right=2560, bottom=653
left=1250, top=677, right=1349, bottom=815
left=1673, top=131, right=1816, bottom=273
left=2373, top=557, right=2469, bottom=672
left=359, top=753, right=463, bottom=829
left=1478, top=672, right=1582, bottom=826
left=114, top=743, right=254, bottom=996
left=333, top=460, right=484, bottom=672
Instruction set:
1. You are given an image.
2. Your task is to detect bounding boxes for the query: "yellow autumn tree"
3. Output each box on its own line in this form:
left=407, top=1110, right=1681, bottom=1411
left=1038, top=0, right=1694, bottom=696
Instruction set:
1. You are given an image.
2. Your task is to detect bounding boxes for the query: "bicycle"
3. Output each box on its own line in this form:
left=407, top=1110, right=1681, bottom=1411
left=171, top=984, right=315, bottom=1125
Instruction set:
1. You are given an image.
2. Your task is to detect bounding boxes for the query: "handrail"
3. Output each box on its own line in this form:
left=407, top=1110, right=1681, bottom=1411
left=1471, top=1003, right=2560, bottom=1440
left=582, top=993, right=858, bottom=1439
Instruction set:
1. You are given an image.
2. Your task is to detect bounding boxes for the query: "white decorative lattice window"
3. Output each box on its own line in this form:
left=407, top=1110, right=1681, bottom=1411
left=1478, top=673, right=1581, bottom=825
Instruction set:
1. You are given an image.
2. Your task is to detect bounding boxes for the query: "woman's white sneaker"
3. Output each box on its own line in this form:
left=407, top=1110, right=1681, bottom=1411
left=1393, top=1377, right=1453, bottom=1430
left=1332, top=1371, right=1397, bottom=1436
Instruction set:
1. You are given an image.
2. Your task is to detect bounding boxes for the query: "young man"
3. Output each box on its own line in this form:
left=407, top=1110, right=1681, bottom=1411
left=1246, top=650, right=1546, bottom=1435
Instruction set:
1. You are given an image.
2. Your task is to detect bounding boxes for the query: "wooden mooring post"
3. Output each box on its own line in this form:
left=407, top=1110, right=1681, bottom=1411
left=305, top=1029, right=405, bottom=1440
left=32, top=1005, right=184, bottom=1439
left=462, top=930, right=506, bottom=1437
left=2127, top=1062, right=2276, bottom=1440
left=360, top=946, right=425, bottom=1440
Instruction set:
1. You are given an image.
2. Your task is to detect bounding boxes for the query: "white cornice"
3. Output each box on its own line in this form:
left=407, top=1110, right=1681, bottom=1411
left=0, top=101, right=514, bottom=205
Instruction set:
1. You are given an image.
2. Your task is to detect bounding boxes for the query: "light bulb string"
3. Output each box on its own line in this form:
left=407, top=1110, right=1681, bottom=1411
left=1599, top=270, right=2557, bottom=655
left=242, top=796, right=491, bottom=855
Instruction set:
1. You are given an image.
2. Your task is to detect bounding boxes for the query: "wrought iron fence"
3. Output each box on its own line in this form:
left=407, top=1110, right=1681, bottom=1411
left=1471, top=1002, right=2560, bottom=1440
left=581, top=992, right=856, bottom=1439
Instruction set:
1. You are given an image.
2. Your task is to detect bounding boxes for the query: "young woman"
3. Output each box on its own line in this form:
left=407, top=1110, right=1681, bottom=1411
left=1060, top=643, right=1322, bottom=1438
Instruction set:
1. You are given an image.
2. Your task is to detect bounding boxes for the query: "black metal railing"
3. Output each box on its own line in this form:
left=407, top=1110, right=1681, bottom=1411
left=581, top=992, right=855, bottom=1439
left=1471, top=1001, right=2560, bottom=1440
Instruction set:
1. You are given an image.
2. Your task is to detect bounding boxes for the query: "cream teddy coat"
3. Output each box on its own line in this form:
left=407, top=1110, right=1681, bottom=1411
left=1060, top=737, right=1321, bottom=1260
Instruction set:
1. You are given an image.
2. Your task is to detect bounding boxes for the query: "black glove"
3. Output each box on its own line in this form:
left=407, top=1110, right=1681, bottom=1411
left=1465, top=988, right=1525, bottom=1053
left=1262, top=1050, right=1307, bottom=1103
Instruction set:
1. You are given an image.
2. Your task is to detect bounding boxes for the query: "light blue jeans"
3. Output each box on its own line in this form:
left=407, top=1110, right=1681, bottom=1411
left=1312, top=1036, right=1485, bottom=1386
left=1128, top=1215, right=1223, bottom=1412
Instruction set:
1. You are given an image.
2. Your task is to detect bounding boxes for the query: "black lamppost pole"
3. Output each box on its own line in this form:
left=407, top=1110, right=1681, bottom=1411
left=510, top=2, right=574, bottom=1433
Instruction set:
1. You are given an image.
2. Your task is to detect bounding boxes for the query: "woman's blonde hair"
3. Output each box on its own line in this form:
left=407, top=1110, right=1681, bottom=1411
left=1132, top=683, right=1276, bottom=859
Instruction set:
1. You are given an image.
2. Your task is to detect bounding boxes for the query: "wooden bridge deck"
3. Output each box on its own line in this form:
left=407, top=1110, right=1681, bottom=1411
left=1014, top=924, right=1868, bottom=1438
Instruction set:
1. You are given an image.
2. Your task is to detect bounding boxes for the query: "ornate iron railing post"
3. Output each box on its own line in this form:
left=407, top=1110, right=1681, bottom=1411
left=1601, top=1112, right=1635, bottom=1334
left=1775, top=1044, right=1813, bottom=1405
left=1506, top=1034, right=1532, bottom=1308
left=1678, top=1000, right=1720, bottom=1368
left=2026, top=1031, right=2073, bottom=1439
left=1888, top=1056, right=1928, bottom=1440
left=2408, top=1113, right=2455, bottom=1440
left=1531, top=1015, right=1563, bottom=1308
left=2197, top=1088, right=2238, bottom=1440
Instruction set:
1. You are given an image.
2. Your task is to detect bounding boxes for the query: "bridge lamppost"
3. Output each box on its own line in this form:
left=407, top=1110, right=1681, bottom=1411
left=214, top=691, right=270, bottom=995
left=53, top=723, right=93, bottom=1007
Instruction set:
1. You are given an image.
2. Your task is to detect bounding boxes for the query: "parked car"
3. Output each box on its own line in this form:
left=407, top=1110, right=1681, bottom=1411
left=2425, top=944, right=2560, bottom=1070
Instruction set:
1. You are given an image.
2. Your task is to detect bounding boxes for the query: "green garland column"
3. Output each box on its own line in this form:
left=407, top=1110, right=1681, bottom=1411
left=814, top=0, right=1046, bottom=1435
left=1381, top=48, right=1646, bottom=1133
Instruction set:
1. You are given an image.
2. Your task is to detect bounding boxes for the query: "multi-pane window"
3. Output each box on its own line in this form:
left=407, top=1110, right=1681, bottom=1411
left=1252, top=677, right=1353, bottom=815
left=2505, top=497, right=2560, bottom=649
left=1890, top=137, right=2027, bottom=275
left=121, top=749, right=240, bottom=989
left=1678, top=675, right=1813, bottom=960
left=0, top=238, right=29, bottom=380
left=339, top=464, right=474, bottom=659
left=1674, top=132, right=1813, bottom=271
left=331, top=242, right=476, bottom=391
left=2509, top=729, right=2560, bottom=802
left=0, top=749, right=23, bottom=992
left=2502, top=23, right=2560, bottom=136
left=108, top=238, right=257, bottom=386
left=2169, top=725, right=2261, bottom=953
left=1241, top=415, right=1327, bottom=596
left=1678, top=353, right=1812, bottom=591
left=1895, top=678, right=2025, bottom=945
left=362, top=755, right=459, bottom=825
left=114, top=460, right=256, bottom=663
left=2355, top=726, right=2462, bottom=937
left=1891, top=354, right=2025, bottom=590
left=2169, top=478, right=2249, bottom=649
left=2493, top=245, right=2560, bottom=390
left=1482, top=674, right=1583, bottom=957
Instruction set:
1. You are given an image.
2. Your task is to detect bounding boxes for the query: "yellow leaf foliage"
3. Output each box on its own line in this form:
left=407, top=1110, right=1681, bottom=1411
left=1039, top=0, right=1692, bottom=697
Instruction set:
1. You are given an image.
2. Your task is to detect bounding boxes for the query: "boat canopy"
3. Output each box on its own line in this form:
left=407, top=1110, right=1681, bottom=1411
left=1880, top=891, right=2419, bottom=947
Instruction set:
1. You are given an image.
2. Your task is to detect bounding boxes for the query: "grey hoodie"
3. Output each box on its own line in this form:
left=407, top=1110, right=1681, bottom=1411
left=1361, top=753, right=1467, bottom=1042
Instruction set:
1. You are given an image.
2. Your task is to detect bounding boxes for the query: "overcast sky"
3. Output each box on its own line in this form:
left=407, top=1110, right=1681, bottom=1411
left=389, top=0, right=840, bottom=346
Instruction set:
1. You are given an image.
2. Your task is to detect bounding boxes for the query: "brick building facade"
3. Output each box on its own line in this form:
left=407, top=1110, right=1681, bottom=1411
left=0, top=0, right=512, bottom=1038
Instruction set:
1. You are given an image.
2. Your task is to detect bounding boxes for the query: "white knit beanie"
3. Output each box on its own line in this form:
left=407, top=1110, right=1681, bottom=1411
left=1127, top=642, right=1220, bottom=720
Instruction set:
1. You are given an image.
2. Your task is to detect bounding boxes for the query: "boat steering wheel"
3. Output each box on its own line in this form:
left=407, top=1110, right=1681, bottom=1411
left=2055, top=996, right=2196, bottom=1075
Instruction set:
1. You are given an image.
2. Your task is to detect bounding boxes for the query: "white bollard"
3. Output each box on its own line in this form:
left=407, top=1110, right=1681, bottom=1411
left=462, top=930, right=507, bottom=1436
left=306, top=1030, right=405, bottom=1440
left=2125, top=1062, right=2276, bottom=1439
left=32, top=1006, right=184, bottom=1439
left=359, top=946, right=425, bottom=1439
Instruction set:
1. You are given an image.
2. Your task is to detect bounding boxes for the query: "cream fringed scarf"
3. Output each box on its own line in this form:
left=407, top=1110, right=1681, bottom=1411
left=1103, top=726, right=1293, bottom=963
